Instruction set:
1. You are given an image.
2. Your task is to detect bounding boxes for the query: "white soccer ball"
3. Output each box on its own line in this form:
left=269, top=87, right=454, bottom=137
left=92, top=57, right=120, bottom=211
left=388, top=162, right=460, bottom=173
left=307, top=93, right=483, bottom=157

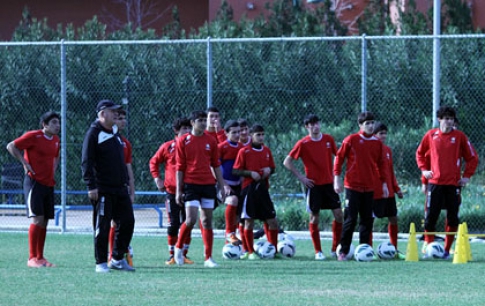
left=377, top=241, right=397, bottom=260
left=257, top=241, right=276, bottom=259
left=253, top=240, right=266, bottom=254
left=222, top=243, right=242, bottom=260
left=354, top=243, right=375, bottom=262
left=277, top=240, right=296, bottom=258
left=336, top=243, right=355, bottom=260
left=426, top=242, right=445, bottom=259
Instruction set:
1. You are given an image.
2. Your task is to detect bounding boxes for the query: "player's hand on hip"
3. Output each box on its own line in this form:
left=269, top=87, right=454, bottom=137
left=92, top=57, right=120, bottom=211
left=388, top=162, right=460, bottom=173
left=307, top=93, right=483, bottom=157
left=300, top=177, right=314, bottom=188
left=88, top=189, right=98, bottom=201
left=333, top=176, right=343, bottom=194
left=382, top=183, right=389, bottom=198
left=422, top=170, right=433, bottom=180
left=458, top=177, right=470, bottom=187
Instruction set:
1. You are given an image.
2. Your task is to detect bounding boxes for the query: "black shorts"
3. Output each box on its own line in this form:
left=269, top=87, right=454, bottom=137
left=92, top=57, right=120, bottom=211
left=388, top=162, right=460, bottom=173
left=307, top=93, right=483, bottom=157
left=372, top=197, right=397, bottom=218
left=184, top=183, right=217, bottom=209
left=241, top=182, right=276, bottom=221
left=24, top=176, right=55, bottom=219
left=306, top=184, right=341, bottom=214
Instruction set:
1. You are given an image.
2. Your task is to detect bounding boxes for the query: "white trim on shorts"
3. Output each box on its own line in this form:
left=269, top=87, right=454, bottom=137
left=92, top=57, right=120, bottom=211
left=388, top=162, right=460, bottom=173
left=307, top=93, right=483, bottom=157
left=185, top=198, right=215, bottom=209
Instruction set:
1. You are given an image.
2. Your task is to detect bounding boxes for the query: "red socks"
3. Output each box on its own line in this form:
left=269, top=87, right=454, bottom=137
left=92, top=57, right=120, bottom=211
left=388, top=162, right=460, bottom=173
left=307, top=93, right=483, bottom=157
left=108, top=225, right=115, bottom=260
left=225, top=205, right=238, bottom=235
left=444, top=225, right=458, bottom=252
left=202, top=228, right=213, bottom=260
left=332, top=220, right=342, bottom=252
left=309, top=223, right=322, bottom=253
left=389, top=223, right=398, bottom=249
left=244, top=229, right=255, bottom=253
left=28, top=224, right=40, bottom=260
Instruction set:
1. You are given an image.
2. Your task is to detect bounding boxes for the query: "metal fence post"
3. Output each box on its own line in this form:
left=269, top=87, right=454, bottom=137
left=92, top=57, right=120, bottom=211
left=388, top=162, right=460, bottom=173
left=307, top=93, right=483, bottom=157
left=207, top=36, right=213, bottom=109
left=60, top=39, right=67, bottom=233
left=361, top=34, right=367, bottom=113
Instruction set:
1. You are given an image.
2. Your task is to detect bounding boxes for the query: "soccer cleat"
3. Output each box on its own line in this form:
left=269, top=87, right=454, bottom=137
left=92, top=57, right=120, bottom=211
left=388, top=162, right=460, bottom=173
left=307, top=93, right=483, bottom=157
left=27, top=258, right=45, bottom=268
left=174, top=247, right=184, bottom=266
left=226, top=232, right=242, bottom=246
left=37, top=258, right=56, bottom=267
left=315, top=251, right=326, bottom=261
left=338, top=253, right=348, bottom=261
left=109, top=258, right=135, bottom=272
left=204, top=257, right=219, bottom=268
left=330, top=251, right=337, bottom=259
left=395, top=251, right=406, bottom=260
left=421, top=242, right=428, bottom=254
left=183, top=256, right=194, bottom=264
left=240, top=252, right=249, bottom=260
left=248, top=253, right=259, bottom=260
left=95, top=263, right=110, bottom=273
left=442, top=251, right=452, bottom=260
left=165, top=256, right=176, bottom=265
left=274, top=253, right=284, bottom=259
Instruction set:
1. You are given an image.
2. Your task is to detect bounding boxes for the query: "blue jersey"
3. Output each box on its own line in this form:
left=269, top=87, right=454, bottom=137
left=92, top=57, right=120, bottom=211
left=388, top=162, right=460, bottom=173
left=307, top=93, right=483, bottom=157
left=218, top=140, right=243, bottom=186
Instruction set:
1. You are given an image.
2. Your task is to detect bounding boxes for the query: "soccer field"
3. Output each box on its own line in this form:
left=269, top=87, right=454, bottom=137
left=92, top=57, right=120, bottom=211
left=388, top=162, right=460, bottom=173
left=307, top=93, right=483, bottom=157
left=1, top=232, right=484, bottom=306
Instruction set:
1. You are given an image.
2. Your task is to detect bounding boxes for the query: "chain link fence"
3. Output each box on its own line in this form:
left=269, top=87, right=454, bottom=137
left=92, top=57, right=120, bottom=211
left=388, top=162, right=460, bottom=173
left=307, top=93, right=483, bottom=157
left=1, top=35, right=484, bottom=234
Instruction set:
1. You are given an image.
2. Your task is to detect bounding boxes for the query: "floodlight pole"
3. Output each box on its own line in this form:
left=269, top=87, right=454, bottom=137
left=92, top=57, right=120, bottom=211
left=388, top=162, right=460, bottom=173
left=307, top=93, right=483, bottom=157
left=432, top=0, right=441, bottom=127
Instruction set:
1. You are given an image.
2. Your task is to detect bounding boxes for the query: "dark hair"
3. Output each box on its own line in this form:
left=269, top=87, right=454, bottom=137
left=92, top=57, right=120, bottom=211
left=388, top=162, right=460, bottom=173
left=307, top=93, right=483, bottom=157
left=358, top=111, right=375, bottom=124
left=172, top=117, right=191, bottom=132
left=304, top=114, right=320, bottom=125
left=39, top=111, right=60, bottom=128
left=373, top=122, right=387, bottom=134
left=206, top=106, right=220, bottom=113
left=190, top=110, right=207, bottom=121
left=237, top=118, right=248, bottom=127
left=224, top=119, right=239, bottom=132
left=437, top=106, right=456, bottom=119
left=250, top=124, right=264, bottom=134
left=117, top=109, right=127, bottom=116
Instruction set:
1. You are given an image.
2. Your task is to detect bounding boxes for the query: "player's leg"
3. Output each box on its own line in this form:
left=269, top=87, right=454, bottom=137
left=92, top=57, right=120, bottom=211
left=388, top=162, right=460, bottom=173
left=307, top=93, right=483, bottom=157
left=109, top=193, right=135, bottom=271
left=36, top=185, right=55, bottom=267
left=357, top=192, right=374, bottom=246
left=224, top=194, right=241, bottom=245
left=200, top=203, right=217, bottom=267
left=93, top=194, right=114, bottom=271
left=443, top=186, right=460, bottom=258
left=424, top=184, right=442, bottom=245
left=165, top=193, right=179, bottom=264
left=108, top=220, right=116, bottom=262
left=338, top=189, right=360, bottom=258
left=326, top=185, right=343, bottom=257
left=243, top=218, right=259, bottom=260
left=306, top=186, right=323, bottom=257
left=25, top=177, right=42, bottom=267
left=175, top=205, right=198, bottom=266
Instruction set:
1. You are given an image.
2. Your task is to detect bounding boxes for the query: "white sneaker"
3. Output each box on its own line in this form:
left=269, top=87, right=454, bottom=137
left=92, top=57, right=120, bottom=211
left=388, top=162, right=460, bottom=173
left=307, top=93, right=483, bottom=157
left=108, top=258, right=135, bottom=272
left=95, top=263, right=110, bottom=273
left=204, top=257, right=219, bottom=268
left=315, top=252, right=326, bottom=261
left=174, top=247, right=184, bottom=266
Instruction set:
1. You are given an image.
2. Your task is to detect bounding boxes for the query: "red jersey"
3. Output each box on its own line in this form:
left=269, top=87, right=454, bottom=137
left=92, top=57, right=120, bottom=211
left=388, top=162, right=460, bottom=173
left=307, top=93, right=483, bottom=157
left=149, top=139, right=176, bottom=194
left=204, top=130, right=226, bottom=143
left=176, top=133, right=220, bottom=185
left=288, top=134, right=337, bottom=185
left=120, top=135, right=132, bottom=164
left=13, top=130, right=60, bottom=187
left=218, top=140, right=243, bottom=186
left=333, top=132, right=388, bottom=192
left=373, top=144, right=400, bottom=199
left=416, top=128, right=478, bottom=186
left=233, top=145, right=276, bottom=189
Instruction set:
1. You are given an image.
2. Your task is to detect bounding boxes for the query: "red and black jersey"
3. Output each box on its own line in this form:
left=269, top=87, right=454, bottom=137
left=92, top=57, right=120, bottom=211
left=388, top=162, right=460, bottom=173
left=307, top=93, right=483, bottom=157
left=149, top=139, right=176, bottom=194
left=14, top=130, right=60, bottom=187
left=288, top=134, right=337, bottom=185
left=416, top=128, right=478, bottom=186
left=373, top=144, right=400, bottom=199
left=334, top=131, right=388, bottom=192
left=176, top=133, right=220, bottom=185
left=233, top=145, right=276, bottom=189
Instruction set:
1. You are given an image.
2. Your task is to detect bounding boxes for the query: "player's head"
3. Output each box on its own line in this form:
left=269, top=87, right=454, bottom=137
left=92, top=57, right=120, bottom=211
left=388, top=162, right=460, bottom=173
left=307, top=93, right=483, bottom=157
left=437, top=106, right=455, bottom=132
left=172, top=116, right=191, bottom=137
left=358, top=111, right=375, bottom=134
left=250, top=124, right=265, bottom=145
left=238, top=118, right=250, bottom=143
left=303, top=114, right=321, bottom=135
left=373, top=121, right=388, bottom=143
left=206, top=106, right=220, bottom=128
left=224, top=119, right=240, bottom=142
left=39, top=111, right=61, bottom=136
left=96, top=100, right=121, bottom=128
left=190, top=110, right=207, bottom=133
left=303, top=114, right=320, bottom=125
left=116, top=109, right=127, bottom=131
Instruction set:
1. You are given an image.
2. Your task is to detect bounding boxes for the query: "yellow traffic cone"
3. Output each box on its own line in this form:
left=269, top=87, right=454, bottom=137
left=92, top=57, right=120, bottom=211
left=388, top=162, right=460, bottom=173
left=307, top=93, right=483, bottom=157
left=453, top=224, right=466, bottom=264
left=405, top=223, right=419, bottom=262
left=463, top=222, right=472, bottom=261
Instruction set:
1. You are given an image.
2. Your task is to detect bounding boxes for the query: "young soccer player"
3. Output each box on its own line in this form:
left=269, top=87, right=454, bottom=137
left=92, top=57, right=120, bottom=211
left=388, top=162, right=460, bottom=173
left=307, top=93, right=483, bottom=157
left=283, top=114, right=343, bottom=260
left=416, top=106, right=478, bottom=259
left=371, top=122, right=405, bottom=259
left=149, top=117, right=193, bottom=265
left=7, top=111, right=61, bottom=268
left=333, top=112, right=389, bottom=261
left=218, top=120, right=244, bottom=246
left=205, top=106, right=226, bottom=143
left=237, top=118, right=251, bottom=146
left=233, top=124, right=279, bottom=260
left=173, top=110, right=226, bottom=268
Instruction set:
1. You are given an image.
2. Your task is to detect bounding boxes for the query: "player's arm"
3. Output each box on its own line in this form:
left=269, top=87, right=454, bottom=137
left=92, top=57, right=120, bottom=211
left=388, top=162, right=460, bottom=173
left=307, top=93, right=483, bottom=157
left=6, top=141, right=34, bottom=175
left=232, top=168, right=261, bottom=181
left=126, top=163, right=135, bottom=204
left=81, top=131, right=98, bottom=201
left=175, top=170, right=184, bottom=206
left=283, top=155, right=314, bottom=188
left=213, top=166, right=226, bottom=203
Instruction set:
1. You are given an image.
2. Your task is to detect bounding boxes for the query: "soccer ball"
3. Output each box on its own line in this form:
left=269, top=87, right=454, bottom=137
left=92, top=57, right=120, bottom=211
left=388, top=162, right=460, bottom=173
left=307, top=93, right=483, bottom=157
left=222, top=243, right=242, bottom=260
left=425, top=242, right=445, bottom=259
left=257, top=241, right=276, bottom=259
left=277, top=240, right=296, bottom=258
left=253, top=240, right=267, bottom=254
left=354, top=243, right=375, bottom=262
left=336, top=243, right=355, bottom=260
left=377, top=241, right=397, bottom=260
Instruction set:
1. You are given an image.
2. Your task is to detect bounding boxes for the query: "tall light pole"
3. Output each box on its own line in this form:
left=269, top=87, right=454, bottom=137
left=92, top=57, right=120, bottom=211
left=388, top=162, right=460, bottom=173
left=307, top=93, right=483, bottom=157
left=122, top=75, right=132, bottom=138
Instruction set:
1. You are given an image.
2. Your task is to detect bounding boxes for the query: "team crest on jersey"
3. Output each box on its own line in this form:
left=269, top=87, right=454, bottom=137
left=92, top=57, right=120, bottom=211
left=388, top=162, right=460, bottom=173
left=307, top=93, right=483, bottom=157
left=205, top=144, right=210, bottom=151
left=326, top=142, right=330, bottom=148
left=386, top=152, right=390, bottom=160
left=169, top=142, right=175, bottom=153
left=185, top=135, right=192, bottom=145
left=451, top=137, right=456, bottom=144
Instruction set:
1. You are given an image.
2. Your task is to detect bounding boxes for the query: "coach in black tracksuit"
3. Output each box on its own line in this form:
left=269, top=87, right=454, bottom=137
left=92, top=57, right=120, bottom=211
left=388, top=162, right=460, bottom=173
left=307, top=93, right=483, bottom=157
left=81, top=100, right=135, bottom=272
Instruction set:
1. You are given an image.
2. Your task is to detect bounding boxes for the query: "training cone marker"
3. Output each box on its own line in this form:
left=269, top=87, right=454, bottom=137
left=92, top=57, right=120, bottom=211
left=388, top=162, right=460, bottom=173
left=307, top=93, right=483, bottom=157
left=453, top=224, right=467, bottom=264
left=405, top=223, right=419, bottom=262
left=463, top=222, right=472, bottom=262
